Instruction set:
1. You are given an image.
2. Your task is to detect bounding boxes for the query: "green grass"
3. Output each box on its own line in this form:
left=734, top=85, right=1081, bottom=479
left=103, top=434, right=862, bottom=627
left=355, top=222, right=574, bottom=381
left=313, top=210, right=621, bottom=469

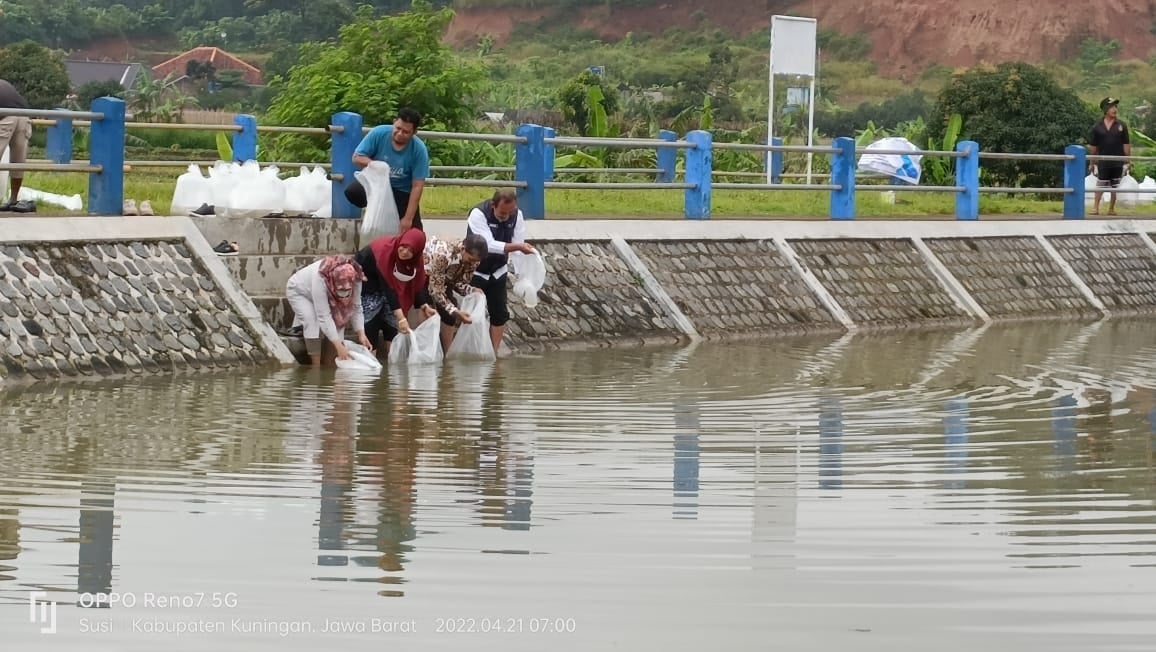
left=22, top=170, right=1140, bottom=219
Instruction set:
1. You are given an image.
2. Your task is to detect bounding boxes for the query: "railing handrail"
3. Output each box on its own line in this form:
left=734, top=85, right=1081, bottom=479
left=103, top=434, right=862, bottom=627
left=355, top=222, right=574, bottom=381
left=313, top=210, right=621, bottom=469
left=21, top=97, right=1147, bottom=221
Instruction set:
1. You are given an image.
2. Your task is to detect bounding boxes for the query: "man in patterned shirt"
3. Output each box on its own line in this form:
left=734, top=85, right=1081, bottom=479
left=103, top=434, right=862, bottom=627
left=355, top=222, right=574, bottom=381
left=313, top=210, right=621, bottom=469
left=424, top=233, right=489, bottom=351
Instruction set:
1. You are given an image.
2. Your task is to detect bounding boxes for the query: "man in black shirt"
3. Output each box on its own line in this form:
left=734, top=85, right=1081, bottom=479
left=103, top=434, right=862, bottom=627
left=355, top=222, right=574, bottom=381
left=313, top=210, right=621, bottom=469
left=1088, top=97, right=1131, bottom=216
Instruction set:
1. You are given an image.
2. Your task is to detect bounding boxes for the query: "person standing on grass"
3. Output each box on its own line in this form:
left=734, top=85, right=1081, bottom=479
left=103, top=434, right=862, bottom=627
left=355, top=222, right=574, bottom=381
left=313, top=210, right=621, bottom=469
left=346, top=108, right=429, bottom=232
left=0, top=79, right=35, bottom=213
left=1088, top=97, right=1131, bottom=216
left=466, top=189, right=536, bottom=356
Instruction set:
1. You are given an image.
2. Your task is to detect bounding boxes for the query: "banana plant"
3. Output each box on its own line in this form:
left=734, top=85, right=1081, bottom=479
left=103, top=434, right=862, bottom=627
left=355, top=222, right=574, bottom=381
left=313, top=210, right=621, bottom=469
left=921, top=113, right=962, bottom=186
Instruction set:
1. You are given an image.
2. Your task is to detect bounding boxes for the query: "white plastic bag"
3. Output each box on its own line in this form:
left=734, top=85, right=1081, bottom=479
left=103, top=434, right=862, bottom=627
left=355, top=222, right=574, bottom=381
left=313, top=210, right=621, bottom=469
left=17, top=187, right=82, bottom=211
left=388, top=315, right=442, bottom=365
left=510, top=251, right=546, bottom=308
left=857, top=137, right=922, bottom=184
left=282, top=166, right=312, bottom=216
left=1118, top=174, right=1140, bottom=208
left=171, top=164, right=212, bottom=215
left=229, top=163, right=285, bottom=218
left=335, top=340, right=382, bottom=373
left=1139, top=176, right=1156, bottom=204
left=208, top=161, right=240, bottom=217
left=1085, top=173, right=1097, bottom=206
left=356, top=160, right=400, bottom=240
left=446, top=293, right=496, bottom=361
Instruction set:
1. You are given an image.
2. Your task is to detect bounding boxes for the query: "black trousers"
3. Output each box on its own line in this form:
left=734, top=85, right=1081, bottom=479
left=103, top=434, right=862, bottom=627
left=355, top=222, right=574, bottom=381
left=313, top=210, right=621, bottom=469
left=344, top=178, right=423, bottom=230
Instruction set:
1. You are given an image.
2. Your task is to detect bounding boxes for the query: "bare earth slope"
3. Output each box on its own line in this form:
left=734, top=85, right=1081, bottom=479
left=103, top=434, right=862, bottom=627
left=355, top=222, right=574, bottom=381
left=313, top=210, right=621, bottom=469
left=446, top=0, right=1156, bottom=74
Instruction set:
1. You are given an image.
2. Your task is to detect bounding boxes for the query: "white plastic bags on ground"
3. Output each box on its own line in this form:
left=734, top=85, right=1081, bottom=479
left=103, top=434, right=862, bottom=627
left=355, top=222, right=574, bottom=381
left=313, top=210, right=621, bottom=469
left=511, top=251, right=547, bottom=308
left=388, top=315, right=442, bottom=365
left=228, top=161, right=286, bottom=218
left=171, top=164, right=213, bottom=215
left=334, top=340, right=382, bottom=374
left=356, top=160, right=400, bottom=240
left=283, top=166, right=330, bottom=216
left=446, top=293, right=495, bottom=361
left=857, top=137, right=922, bottom=184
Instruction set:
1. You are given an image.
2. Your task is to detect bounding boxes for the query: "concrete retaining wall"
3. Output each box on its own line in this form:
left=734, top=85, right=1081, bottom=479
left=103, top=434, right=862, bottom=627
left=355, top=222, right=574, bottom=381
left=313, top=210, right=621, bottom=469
left=8, top=216, right=1155, bottom=380
left=0, top=217, right=295, bottom=382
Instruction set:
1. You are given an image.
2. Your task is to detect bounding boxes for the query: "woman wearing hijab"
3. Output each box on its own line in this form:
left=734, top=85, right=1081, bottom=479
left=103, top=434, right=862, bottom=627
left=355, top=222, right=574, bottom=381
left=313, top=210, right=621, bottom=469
left=354, top=228, right=438, bottom=356
left=285, top=255, right=374, bottom=366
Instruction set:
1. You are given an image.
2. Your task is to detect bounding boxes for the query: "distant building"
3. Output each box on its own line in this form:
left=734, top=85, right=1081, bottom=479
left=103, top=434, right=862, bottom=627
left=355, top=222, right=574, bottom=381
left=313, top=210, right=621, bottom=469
left=64, top=61, right=145, bottom=91
left=151, top=47, right=264, bottom=88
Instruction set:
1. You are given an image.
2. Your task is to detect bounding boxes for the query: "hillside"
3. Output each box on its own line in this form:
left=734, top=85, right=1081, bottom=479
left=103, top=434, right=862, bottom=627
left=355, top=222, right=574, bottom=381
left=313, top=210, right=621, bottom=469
left=446, top=0, right=1156, bottom=75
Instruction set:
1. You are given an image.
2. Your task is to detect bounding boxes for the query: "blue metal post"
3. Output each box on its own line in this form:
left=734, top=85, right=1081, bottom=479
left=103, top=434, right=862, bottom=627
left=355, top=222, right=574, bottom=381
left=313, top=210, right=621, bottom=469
left=232, top=113, right=258, bottom=163
left=1063, top=145, right=1087, bottom=219
left=88, top=97, right=125, bottom=216
left=515, top=123, right=547, bottom=219
left=683, top=129, right=712, bottom=219
left=46, top=109, right=73, bottom=164
left=770, top=136, right=783, bottom=184
left=955, top=140, right=980, bottom=220
left=543, top=126, right=556, bottom=182
left=657, top=129, right=676, bottom=183
left=330, top=111, right=363, bottom=220
left=673, top=402, right=701, bottom=520
left=818, top=395, right=843, bottom=490
left=1052, top=394, right=1078, bottom=477
left=829, top=136, right=855, bottom=220
left=944, top=398, right=969, bottom=490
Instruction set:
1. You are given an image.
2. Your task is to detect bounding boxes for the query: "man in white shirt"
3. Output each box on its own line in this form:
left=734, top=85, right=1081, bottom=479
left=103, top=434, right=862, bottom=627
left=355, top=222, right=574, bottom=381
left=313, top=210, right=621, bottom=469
left=466, top=189, right=536, bottom=354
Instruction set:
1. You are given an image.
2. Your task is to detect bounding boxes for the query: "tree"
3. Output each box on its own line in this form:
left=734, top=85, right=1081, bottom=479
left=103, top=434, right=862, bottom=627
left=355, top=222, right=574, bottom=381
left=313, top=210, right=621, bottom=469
left=0, top=41, right=71, bottom=108
left=557, top=70, right=618, bottom=135
left=76, top=80, right=126, bottom=107
left=264, top=1, right=485, bottom=159
left=930, top=62, right=1097, bottom=188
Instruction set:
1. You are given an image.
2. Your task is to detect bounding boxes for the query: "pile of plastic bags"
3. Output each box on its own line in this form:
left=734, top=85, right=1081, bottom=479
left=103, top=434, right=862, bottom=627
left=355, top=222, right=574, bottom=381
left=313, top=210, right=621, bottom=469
left=171, top=161, right=331, bottom=218
left=1083, top=173, right=1156, bottom=209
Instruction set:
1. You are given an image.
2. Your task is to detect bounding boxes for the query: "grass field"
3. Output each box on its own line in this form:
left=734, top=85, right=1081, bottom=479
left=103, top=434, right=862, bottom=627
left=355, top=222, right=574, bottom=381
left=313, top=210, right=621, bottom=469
left=16, top=170, right=1139, bottom=219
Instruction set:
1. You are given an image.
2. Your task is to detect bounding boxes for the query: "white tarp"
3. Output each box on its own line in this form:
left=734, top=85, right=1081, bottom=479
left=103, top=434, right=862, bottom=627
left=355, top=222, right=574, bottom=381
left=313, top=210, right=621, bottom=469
left=857, top=137, right=923, bottom=185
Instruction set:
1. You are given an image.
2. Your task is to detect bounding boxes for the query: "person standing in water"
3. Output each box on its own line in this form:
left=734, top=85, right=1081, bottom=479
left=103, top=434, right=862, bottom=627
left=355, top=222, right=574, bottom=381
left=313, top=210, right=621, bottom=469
left=284, top=255, right=372, bottom=366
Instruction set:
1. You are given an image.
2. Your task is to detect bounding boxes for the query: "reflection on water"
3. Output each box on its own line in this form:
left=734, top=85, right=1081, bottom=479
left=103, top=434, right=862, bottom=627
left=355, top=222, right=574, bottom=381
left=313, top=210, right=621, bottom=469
left=3, top=320, right=1156, bottom=649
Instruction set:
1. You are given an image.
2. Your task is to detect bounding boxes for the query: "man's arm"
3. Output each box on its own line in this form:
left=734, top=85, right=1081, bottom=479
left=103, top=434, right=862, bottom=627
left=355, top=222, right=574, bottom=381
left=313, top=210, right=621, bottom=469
left=352, top=128, right=380, bottom=168
left=426, top=254, right=454, bottom=313
left=401, top=180, right=424, bottom=230
left=467, top=208, right=533, bottom=255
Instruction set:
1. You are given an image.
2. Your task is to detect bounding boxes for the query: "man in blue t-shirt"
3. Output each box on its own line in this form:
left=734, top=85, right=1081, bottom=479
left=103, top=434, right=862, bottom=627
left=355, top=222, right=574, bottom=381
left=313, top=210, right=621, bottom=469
left=346, top=107, right=430, bottom=231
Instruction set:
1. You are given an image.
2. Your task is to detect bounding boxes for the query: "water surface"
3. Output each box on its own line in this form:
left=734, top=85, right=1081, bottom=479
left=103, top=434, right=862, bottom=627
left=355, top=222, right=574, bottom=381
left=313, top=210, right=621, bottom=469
left=3, top=321, right=1156, bottom=651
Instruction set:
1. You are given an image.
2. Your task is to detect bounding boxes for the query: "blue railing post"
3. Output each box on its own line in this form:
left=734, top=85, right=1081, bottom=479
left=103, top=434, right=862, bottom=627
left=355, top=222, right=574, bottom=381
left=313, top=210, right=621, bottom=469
left=232, top=114, right=258, bottom=163
left=46, top=109, right=73, bottom=164
left=818, top=395, right=843, bottom=490
left=657, top=129, right=676, bottom=183
left=88, top=97, right=125, bottom=216
left=515, top=123, right=546, bottom=219
left=829, top=136, right=856, bottom=220
left=683, top=129, right=712, bottom=219
left=770, top=136, right=783, bottom=184
left=1063, top=144, right=1087, bottom=219
left=330, top=111, right=363, bottom=219
left=944, top=397, right=969, bottom=489
left=955, top=140, right=980, bottom=220
left=543, top=126, right=556, bottom=182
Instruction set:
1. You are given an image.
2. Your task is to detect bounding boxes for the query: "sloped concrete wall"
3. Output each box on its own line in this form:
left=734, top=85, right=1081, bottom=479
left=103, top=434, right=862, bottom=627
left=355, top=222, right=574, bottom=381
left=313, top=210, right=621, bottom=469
left=0, top=217, right=295, bottom=382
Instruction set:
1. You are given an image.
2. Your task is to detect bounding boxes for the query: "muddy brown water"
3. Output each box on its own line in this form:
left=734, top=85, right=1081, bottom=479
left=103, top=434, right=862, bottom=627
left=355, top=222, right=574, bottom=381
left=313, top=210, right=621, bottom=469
left=2, top=320, right=1156, bottom=650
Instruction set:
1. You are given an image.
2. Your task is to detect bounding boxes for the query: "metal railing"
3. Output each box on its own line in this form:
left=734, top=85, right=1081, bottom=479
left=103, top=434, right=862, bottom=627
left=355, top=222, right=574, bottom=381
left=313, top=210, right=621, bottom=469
left=0, top=99, right=1144, bottom=220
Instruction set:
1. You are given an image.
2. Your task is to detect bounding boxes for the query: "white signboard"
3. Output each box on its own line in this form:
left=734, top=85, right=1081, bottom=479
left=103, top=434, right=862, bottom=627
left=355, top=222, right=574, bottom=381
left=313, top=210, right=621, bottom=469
left=770, top=16, right=817, bottom=77
left=767, top=15, right=819, bottom=184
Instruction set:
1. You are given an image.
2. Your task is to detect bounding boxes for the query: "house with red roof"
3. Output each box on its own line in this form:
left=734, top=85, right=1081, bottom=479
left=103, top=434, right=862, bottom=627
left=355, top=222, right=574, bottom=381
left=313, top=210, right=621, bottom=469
left=151, top=47, right=264, bottom=87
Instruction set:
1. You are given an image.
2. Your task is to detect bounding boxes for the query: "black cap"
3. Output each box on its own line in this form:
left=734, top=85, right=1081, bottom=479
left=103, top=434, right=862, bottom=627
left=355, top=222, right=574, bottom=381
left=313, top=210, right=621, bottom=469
left=1101, top=97, right=1120, bottom=111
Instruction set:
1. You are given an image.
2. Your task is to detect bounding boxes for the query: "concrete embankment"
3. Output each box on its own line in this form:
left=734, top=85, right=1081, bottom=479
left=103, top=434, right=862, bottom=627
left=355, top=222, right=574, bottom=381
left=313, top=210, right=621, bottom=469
left=2, top=215, right=1156, bottom=380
